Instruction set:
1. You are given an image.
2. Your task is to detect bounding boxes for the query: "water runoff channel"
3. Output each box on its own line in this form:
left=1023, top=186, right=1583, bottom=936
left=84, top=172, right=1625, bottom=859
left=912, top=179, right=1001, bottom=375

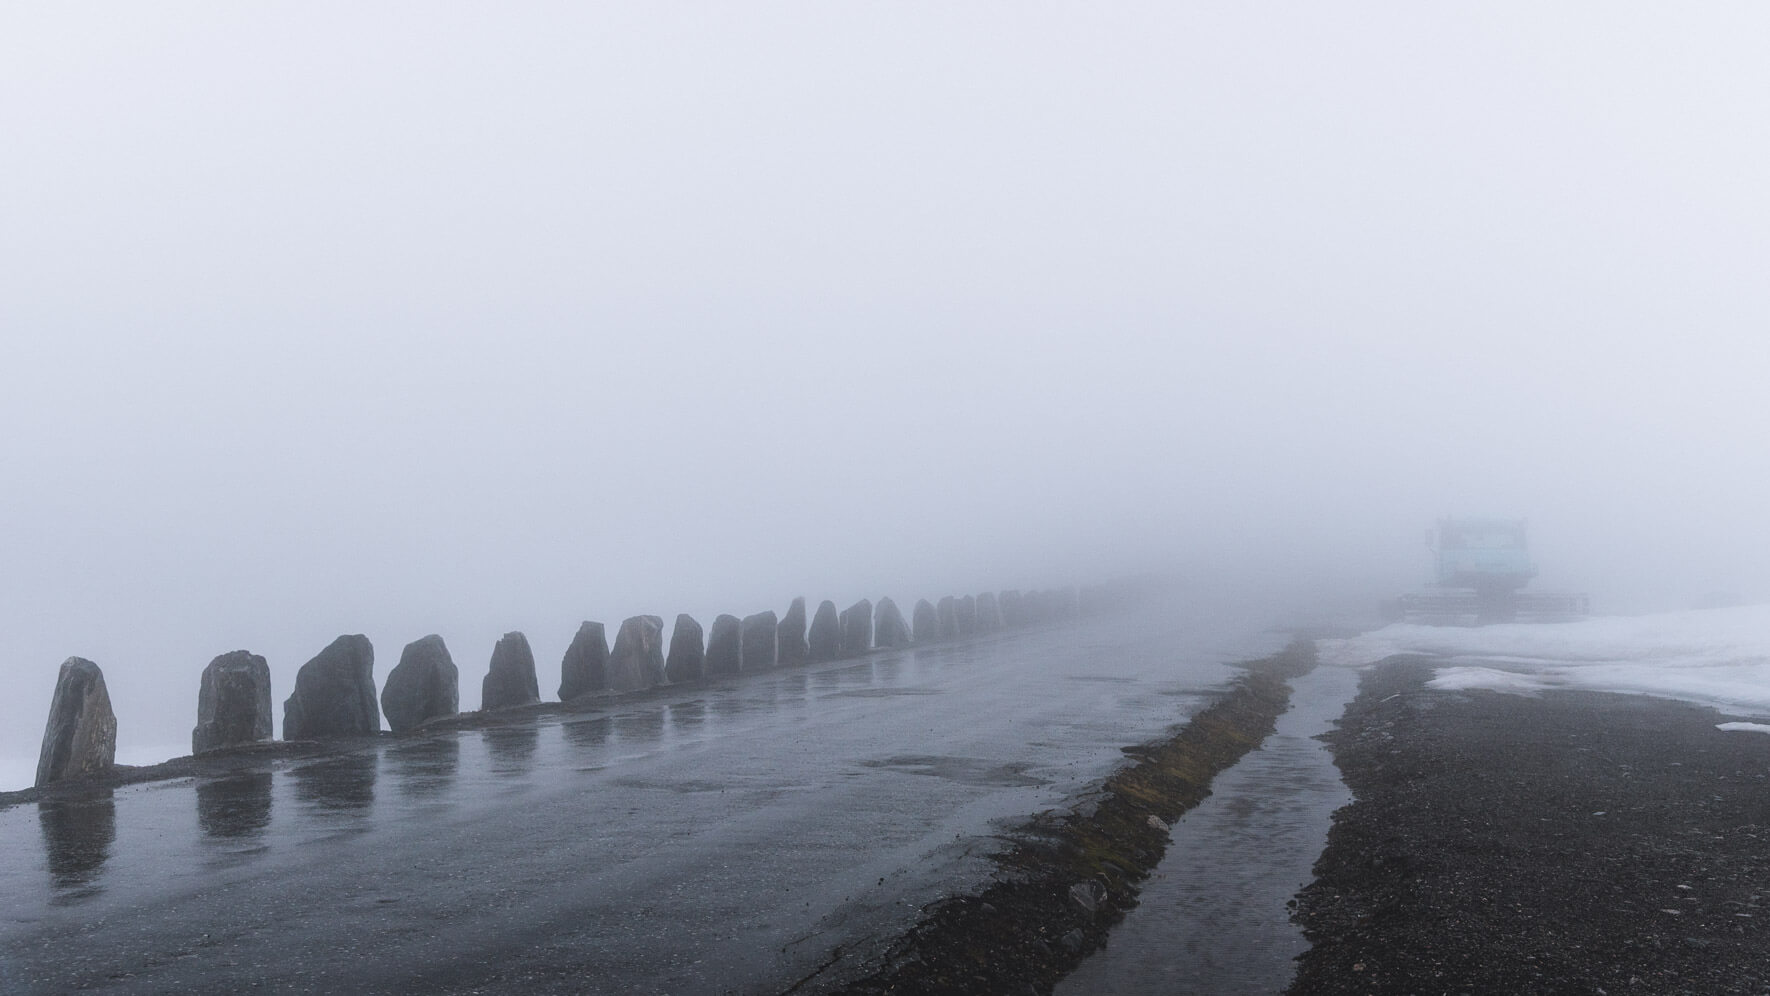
left=0, top=597, right=1356, bottom=995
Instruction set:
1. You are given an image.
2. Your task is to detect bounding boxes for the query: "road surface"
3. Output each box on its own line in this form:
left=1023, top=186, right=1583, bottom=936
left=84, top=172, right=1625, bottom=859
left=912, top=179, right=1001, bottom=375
left=0, top=600, right=1281, bottom=995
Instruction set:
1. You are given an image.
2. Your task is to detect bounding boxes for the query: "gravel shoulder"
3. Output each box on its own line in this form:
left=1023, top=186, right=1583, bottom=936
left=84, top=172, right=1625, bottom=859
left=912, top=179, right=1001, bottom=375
left=1289, top=655, right=1770, bottom=996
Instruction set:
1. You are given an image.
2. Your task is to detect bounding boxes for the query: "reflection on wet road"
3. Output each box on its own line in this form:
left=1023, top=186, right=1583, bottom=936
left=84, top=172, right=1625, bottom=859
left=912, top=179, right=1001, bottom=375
left=0, top=603, right=1279, bottom=995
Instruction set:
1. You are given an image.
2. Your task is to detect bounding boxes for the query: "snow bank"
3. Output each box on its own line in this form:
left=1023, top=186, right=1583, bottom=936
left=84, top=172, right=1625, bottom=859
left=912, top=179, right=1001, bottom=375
left=1321, top=604, right=1770, bottom=719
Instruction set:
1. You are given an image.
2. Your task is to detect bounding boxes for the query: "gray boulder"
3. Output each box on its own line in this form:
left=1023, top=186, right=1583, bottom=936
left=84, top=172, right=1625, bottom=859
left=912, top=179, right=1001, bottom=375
left=976, top=592, right=1003, bottom=632
left=741, top=611, right=778, bottom=670
left=558, top=621, right=609, bottom=701
left=481, top=631, right=540, bottom=710
left=807, top=600, right=842, bottom=662
left=283, top=635, right=379, bottom=740
left=874, top=597, right=913, bottom=648
left=193, top=650, right=273, bottom=753
left=609, top=615, right=665, bottom=693
left=777, top=597, right=809, bottom=666
left=1000, top=589, right=1024, bottom=627
left=706, top=614, right=743, bottom=677
left=381, top=636, right=458, bottom=733
left=840, top=599, right=873, bottom=656
left=913, top=599, right=940, bottom=644
left=937, top=596, right=959, bottom=640
left=665, top=614, right=705, bottom=683
left=957, top=595, right=977, bottom=636
left=35, top=657, right=117, bottom=787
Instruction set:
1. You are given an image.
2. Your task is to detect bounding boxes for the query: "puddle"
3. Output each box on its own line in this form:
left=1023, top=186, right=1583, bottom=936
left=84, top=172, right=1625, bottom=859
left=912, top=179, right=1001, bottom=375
left=859, top=754, right=1048, bottom=787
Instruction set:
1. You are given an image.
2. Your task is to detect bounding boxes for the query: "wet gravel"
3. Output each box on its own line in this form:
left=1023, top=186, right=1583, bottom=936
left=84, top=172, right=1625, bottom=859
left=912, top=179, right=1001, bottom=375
left=1289, top=655, right=1770, bottom=996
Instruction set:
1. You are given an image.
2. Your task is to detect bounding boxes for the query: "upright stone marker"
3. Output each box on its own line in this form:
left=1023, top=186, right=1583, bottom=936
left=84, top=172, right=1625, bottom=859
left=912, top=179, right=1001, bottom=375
left=874, top=597, right=913, bottom=648
left=937, top=596, right=959, bottom=640
left=1000, top=589, right=1024, bottom=627
left=741, top=611, right=778, bottom=670
left=706, top=614, right=743, bottom=677
left=913, top=599, right=940, bottom=644
left=36, top=657, right=117, bottom=787
left=840, top=598, right=874, bottom=656
left=558, top=621, right=610, bottom=701
left=957, top=595, right=978, bottom=636
left=481, top=631, right=540, bottom=710
left=807, top=600, right=842, bottom=662
left=381, top=635, right=459, bottom=733
left=193, top=650, right=273, bottom=753
left=609, top=615, right=666, bottom=693
left=665, top=614, right=705, bottom=683
left=777, top=597, right=809, bottom=666
left=283, top=635, right=379, bottom=740
left=976, top=592, right=1003, bottom=632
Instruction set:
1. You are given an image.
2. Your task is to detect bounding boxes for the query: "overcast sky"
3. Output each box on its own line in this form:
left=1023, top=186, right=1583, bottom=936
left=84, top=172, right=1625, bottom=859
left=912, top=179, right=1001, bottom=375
left=4, top=3, right=1767, bottom=774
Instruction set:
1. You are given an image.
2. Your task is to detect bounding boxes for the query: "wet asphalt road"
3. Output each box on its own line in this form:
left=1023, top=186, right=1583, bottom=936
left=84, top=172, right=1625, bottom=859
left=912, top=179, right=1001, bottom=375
left=0, top=603, right=1280, bottom=995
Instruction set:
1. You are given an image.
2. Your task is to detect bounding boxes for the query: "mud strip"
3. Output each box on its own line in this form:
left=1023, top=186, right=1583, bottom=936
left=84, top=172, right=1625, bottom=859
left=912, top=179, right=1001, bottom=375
left=809, top=639, right=1315, bottom=996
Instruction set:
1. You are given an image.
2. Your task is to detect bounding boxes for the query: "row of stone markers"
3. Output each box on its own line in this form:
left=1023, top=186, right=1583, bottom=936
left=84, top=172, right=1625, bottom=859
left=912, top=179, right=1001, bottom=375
left=32, top=585, right=1086, bottom=788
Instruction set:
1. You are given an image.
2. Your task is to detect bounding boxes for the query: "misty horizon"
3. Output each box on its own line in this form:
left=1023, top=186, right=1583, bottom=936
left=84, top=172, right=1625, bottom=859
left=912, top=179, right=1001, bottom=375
left=6, top=5, right=1768, bottom=775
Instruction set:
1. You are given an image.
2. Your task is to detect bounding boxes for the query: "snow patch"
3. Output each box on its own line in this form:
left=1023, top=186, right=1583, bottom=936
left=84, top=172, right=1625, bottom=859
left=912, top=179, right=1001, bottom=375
left=1323, top=603, right=1770, bottom=718
left=1716, top=722, right=1770, bottom=735
left=1428, top=667, right=1551, bottom=694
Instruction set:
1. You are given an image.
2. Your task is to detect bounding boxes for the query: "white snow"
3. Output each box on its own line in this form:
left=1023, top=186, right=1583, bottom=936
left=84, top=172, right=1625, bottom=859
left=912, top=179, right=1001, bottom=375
left=1428, top=666, right=1550, bottom=694
left=1716, top=722, right=1770, bottom=735
left=1321, top=603, right=1770, bottom=719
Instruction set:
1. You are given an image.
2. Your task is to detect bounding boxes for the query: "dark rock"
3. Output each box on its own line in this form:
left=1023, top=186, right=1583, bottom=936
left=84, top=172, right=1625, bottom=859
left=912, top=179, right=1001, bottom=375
left=999, top=589, right=1024, bottom=627
left=558, top=621, right=609, bottom=701
left=807, top=600, right=842, bottom=662
left=35, top=657, right=117, bottom=787
left=283, top=635, right=379, bottom=740
left=1068, top=879, right=1106, bottom=913
left=706, top=614, right=743, bottom=677
left=937, top=596, right=959, bottom=640
left=956, top=595, right=977, bottom=636
left=913, top=599, right=940, bottom=644
left=741, top=611, right=778, bottom=670
left=380, top=636, right=458, bottom=733
left=874, top=597, right=913, bottom=648
left=193, top=650, right=273, bottom=753
left=777, top=597, right=809, bottom=666
left=841, top=598, right=873, bottom=655
left=976, top=592, right=1003, bottom=632
left=481, top=631, right=540, bottom=710
left=664, top=614, right=705, bottom=683
left=608, top=615, right=665, bottom=693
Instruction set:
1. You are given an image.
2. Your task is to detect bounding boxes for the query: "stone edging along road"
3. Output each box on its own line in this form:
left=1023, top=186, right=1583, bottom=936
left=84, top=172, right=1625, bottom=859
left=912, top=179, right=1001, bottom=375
left=804, top=638, right=1317, bottom=996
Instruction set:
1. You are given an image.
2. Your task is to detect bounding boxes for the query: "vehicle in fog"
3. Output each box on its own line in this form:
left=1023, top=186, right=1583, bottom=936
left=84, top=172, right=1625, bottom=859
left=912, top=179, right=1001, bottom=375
left=1389, top=518, right=1589, bottom=625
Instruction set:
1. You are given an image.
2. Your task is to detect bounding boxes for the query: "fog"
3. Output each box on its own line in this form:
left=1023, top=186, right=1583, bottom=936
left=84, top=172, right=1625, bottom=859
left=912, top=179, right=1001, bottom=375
left=4, top=4, right=1767, bottom=771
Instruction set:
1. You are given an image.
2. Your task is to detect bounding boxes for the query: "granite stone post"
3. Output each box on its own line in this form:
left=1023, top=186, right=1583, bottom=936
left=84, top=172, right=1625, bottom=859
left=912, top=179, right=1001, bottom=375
left=665, top=614, right=705, bottom=683
left=193, top=650, right=273, bottom=754
left=706, top=614, right=743, bottom=677
left=36, top=657, right=117, bottom=787
left=381, top=636, right=459, bottom=733
left=283, top=635, right=379, bottom=740
left=558, top=621, right=610, bottom=702
left=481, top=631, right=540, bottom=710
